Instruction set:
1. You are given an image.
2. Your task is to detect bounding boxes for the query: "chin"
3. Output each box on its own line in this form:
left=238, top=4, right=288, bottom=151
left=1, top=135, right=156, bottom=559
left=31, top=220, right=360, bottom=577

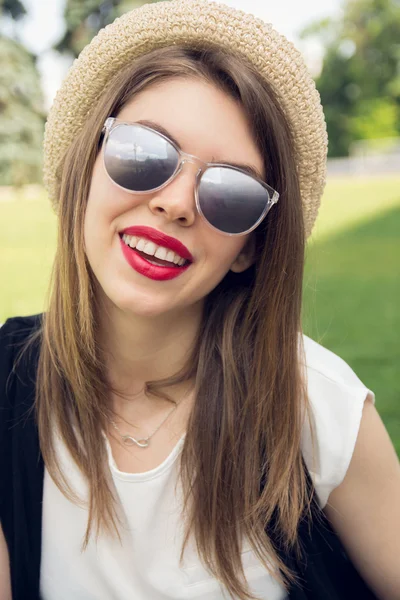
left=106, top=287, right=178, bottom=319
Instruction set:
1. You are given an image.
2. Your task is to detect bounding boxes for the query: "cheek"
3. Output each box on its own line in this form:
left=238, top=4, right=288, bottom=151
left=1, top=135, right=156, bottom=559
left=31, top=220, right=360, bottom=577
left=84, top=157, right=137, bottom=245
left=189, top=239, right=247, bottom=303
left=84, top=165, right=116, bottom=265
left=87, top=156, right=118, bottom=217
left=206, top=235, right=249, bottom=268
left=197, top=237, right=248, bottom=291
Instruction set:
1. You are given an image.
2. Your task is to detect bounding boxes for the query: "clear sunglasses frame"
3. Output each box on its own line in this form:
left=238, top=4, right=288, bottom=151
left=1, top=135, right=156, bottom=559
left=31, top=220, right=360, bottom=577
left=101, top=117, right=280, bottom=237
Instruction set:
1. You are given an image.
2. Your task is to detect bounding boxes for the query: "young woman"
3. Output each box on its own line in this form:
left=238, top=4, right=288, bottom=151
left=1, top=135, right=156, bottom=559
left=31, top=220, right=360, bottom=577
left=1, top=1, right=399, bottom=599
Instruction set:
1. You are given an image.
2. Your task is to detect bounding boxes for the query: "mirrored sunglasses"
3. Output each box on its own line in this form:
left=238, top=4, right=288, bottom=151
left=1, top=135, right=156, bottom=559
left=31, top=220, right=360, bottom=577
left=101, top=117, right=279, bottom=236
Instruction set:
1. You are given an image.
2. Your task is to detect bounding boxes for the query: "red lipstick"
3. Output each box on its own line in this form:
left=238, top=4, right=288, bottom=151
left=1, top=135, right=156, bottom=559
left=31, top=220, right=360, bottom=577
left=120, top=226, right=193, bottom=261
left=119, top=225, right=193, bottom=281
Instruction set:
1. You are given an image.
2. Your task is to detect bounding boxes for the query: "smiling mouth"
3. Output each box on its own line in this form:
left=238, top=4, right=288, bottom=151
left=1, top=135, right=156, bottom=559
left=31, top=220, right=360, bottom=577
left=119, top=234, right=191, bottom=268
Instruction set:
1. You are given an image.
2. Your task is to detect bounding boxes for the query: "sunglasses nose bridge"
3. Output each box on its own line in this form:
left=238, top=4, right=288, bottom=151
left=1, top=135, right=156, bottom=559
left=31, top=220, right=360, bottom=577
left=172, top=154, right=203, bottom=196
left=180, top=151, right=206, bottom=173
left=173, top=157, right=202, bottom=184
left=175, top=155, right=204, bottom=194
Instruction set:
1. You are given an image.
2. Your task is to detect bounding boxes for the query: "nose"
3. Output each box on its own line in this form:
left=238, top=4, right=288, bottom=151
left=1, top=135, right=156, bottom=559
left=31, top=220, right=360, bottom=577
left=147, top=161, right=201, bottom=227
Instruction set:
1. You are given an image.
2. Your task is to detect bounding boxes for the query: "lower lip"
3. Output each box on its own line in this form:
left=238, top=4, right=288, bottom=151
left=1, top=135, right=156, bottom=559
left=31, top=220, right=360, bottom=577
left=120, top=237, right=191, bottom=281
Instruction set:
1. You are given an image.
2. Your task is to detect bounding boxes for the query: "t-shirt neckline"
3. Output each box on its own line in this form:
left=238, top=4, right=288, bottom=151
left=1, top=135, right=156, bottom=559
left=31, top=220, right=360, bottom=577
left=102, top=431, right=186, bottom=482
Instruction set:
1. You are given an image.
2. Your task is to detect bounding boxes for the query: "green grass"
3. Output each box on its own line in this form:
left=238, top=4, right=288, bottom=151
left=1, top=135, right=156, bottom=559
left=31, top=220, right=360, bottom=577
left=1, top=177, right=399, bottom=453
left=303, top=201, right=400, bottom=455
left=309, top=175, right=400, bottom=242
left=0, top=188, right=57, bottom=319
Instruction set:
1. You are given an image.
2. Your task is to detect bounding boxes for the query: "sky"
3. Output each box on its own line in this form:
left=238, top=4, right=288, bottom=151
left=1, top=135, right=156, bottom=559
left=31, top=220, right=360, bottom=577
left=11, top=0, right=344, bottom=109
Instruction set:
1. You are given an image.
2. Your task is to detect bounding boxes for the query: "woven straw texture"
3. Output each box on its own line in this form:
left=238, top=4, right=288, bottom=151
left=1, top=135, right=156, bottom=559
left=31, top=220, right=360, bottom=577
left=43, top=0, right=328, bottom=239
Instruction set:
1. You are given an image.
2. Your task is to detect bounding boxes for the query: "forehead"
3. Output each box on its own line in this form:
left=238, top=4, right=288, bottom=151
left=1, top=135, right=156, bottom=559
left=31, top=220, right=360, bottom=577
left=116, top=77, right=265, bottom=179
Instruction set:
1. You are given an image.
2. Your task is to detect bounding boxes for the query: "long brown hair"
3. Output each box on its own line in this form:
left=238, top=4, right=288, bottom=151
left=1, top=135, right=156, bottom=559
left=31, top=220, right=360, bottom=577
left=29, top=45, right=315, bottom=599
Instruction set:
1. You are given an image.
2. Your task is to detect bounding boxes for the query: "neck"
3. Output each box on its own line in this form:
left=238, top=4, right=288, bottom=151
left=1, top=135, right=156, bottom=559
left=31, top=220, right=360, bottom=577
left=97, top=294, right=203, bottom=402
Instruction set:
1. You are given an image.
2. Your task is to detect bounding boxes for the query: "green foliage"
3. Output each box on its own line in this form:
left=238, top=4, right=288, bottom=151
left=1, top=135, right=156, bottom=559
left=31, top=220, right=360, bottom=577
left=55, top=0, right=160, bottom=57
left=0, top=36, right=45, bottom=186
left=0, top=0, right=26, bottom=20
left=301, top=0, right=400, bottom=157
left=55, top=0, right=123, bottom=57
left=349, top=97, right=399, bottom=139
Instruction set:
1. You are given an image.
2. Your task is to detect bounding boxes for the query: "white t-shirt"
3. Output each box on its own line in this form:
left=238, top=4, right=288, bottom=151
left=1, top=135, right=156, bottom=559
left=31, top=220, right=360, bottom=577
left=40, top=334, right=375, bottom=600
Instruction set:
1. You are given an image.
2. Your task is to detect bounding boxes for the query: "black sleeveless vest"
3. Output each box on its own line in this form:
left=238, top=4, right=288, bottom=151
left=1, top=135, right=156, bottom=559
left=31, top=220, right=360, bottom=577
left=0, top=315, right=377, bottom=600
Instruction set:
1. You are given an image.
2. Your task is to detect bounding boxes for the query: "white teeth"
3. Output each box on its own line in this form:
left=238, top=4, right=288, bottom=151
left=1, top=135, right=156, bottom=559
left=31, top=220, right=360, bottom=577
left=143, top=241, right=157, bottom=256
left=122, top=234, right=138, bottom=248
left=154, top=247, right=168, bottom=260
left=121, top=233, right=189, bottom=267
left=128, top=235, right=138, bottom=248
left=165, top=250, right=175, bottom=263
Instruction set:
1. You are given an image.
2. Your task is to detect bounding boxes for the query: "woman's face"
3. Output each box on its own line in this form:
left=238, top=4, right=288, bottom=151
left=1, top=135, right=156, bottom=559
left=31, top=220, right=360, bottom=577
left=84, top=77, right=265, bottom=319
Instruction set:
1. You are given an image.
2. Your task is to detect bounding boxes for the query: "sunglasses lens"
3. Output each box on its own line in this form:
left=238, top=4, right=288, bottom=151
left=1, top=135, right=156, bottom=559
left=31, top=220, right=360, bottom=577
left=198, top=167, right=270, bottom=234
left=104, top=124, right=179, bottom=191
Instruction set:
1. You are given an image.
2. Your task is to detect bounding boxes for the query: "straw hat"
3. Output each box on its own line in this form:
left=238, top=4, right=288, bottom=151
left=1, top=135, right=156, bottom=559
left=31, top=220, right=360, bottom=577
left=43, top=0, right=328, bottom=239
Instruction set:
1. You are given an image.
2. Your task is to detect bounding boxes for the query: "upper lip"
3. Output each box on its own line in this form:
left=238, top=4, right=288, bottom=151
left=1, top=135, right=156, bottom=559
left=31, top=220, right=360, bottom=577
left=119, top=225, right=194, bottom=261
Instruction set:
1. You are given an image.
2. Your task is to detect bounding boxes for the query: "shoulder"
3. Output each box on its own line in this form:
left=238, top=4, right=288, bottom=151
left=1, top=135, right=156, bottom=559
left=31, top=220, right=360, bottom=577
left=0, top=313, right=43, bottom=341
left=299, top=334, right=375, bottom=508
left=0, top=314, right=43, bottom=360
left=0, top=313, right=43, bottom=409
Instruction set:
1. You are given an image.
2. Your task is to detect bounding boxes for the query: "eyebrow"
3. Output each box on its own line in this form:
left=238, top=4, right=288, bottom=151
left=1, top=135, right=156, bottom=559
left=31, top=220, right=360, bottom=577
left=136, top=119, right=264, bottom=181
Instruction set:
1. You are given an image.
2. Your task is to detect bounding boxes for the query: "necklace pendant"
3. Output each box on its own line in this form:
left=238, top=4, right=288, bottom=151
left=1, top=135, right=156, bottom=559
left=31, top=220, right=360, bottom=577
left=122, top=435, right=149, bottom=448
left=136, top=438, right=150, bottom=448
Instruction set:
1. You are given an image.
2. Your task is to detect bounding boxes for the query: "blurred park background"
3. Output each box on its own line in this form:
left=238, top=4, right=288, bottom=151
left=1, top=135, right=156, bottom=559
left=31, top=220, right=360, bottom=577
left=0, top=0, right=399, bottom=453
